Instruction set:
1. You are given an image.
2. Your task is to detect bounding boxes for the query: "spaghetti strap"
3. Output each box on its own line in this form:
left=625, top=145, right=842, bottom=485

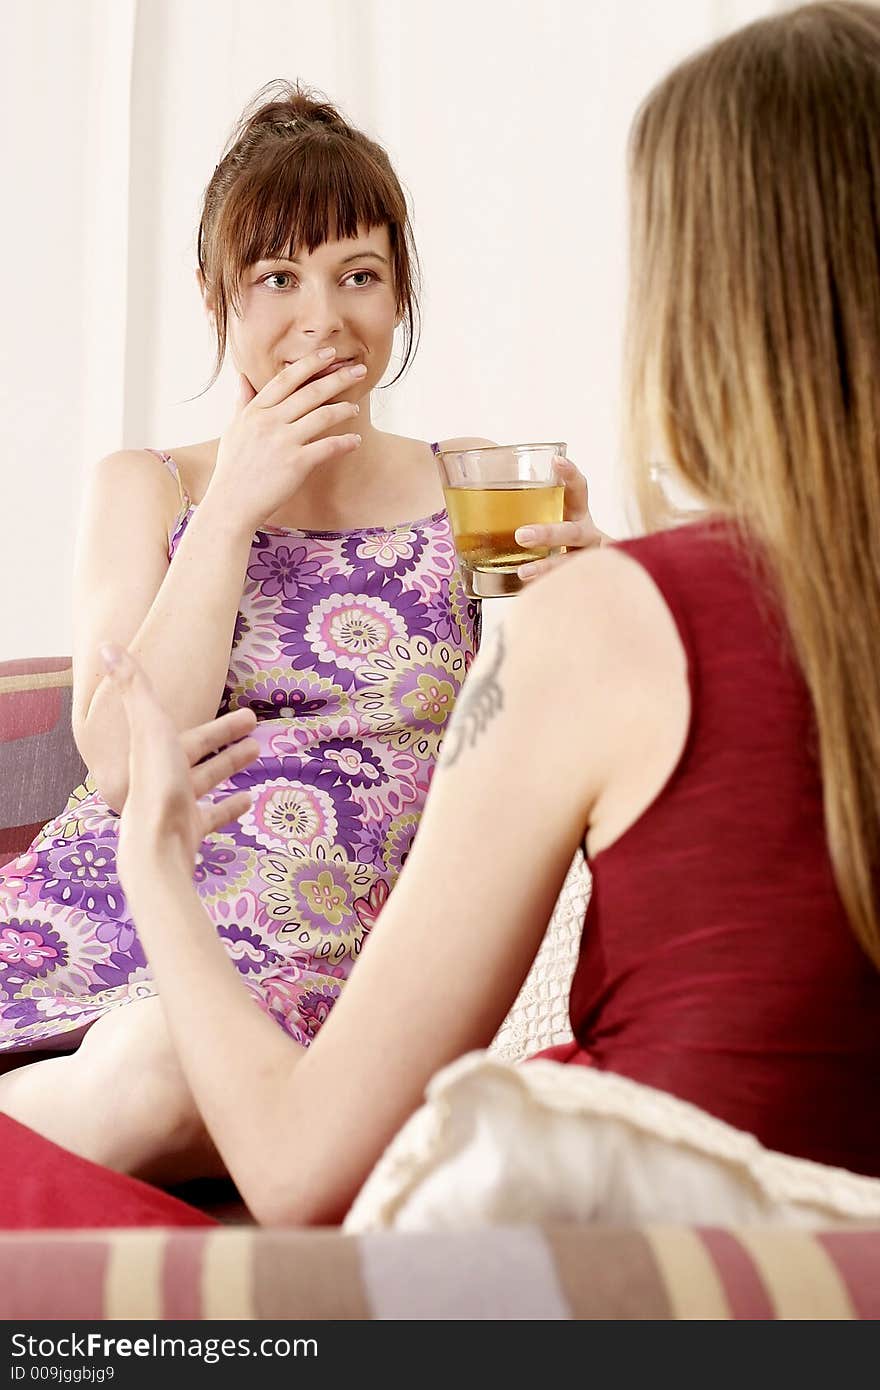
left=144, top=448, right=188, bottom=510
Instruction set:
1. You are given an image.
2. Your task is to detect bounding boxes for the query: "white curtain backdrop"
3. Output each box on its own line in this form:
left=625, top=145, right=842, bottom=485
left=2, top=0, right=788, bottom=659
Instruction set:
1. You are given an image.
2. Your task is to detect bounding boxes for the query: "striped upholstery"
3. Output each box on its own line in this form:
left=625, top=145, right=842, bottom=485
left=0, top=1224, right=877, bottom=1319
left=0, top=658, right=87, bottom=867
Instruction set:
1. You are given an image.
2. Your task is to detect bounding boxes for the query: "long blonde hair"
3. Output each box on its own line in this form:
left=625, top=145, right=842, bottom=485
left=624, top=2, right=880, bottom=966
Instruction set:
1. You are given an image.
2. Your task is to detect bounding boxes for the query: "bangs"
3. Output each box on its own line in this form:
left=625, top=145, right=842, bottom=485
left=217, top=137, right=405, bottom=306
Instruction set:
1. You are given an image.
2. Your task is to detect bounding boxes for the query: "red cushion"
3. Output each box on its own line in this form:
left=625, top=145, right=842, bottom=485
left=0, top=1114, right=217, bottom=1230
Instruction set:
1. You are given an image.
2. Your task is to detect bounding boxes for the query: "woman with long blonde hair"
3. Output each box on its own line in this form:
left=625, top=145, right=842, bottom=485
left=626, top=0, right=880, bottom=971
left=2, top=0, right=878, bottom=1229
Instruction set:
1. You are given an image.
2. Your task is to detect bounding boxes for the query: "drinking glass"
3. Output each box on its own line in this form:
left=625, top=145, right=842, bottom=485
left=435, top=442, right=566, bottom=598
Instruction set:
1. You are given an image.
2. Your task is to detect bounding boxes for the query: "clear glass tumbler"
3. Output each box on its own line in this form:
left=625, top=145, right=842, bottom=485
left=434, top=442, right=566, bottom=598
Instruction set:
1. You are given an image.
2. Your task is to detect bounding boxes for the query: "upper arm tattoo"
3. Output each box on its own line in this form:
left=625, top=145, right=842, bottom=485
left=438, top=626, right=506, bottom=769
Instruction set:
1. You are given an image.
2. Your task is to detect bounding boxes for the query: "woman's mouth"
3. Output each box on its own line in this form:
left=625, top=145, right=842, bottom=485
left=287, top=356, right=360, bottom=384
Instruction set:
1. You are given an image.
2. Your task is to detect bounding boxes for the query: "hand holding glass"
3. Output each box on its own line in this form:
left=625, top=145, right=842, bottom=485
left=435, top=443, right=566, bottom=598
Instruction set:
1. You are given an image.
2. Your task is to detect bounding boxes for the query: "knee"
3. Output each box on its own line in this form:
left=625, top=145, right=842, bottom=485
left=138, top=1056, right=203, bottom=1155
left=130, top=1011, right=202, bottom=1150
left=80, top=1000, right=201, bottom=1150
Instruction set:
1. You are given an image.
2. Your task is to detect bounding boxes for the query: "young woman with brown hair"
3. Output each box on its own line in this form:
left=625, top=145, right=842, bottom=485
left=0, top=82, right=600, bottom=1194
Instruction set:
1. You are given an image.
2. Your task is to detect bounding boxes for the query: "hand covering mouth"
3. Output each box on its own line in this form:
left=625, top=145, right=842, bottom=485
left=286, top=355, right=360, bottom=384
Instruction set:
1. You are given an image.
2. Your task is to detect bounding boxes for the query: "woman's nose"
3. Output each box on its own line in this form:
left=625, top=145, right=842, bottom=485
left=298, top=287, right=345, bottom=338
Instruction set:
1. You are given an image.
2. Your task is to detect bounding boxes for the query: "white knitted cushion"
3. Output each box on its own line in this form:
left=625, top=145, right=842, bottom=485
left=489, top=851, right=590, bottom=1062
left=344, top=1050, right=880, bottom=1234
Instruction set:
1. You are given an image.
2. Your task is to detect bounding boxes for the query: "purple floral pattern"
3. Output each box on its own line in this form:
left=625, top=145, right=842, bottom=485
left=341, top=526, right=428, bottom=577
left=0, top=485, right=477, bottom=1052
left=0, top=920, right=63, bottom=977
left=277, top=573, right=435, bottom=689
left=247, top=537, right=325, bottom=601
left=296, top=980, right=342, bottom=1038
left=354, top=636, right=472, bottom=761
left=229, top=588, right=283, bottom=675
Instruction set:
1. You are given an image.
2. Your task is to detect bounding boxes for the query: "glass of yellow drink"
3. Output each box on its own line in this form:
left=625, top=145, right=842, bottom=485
left=434, top=442, right=566, bottom=598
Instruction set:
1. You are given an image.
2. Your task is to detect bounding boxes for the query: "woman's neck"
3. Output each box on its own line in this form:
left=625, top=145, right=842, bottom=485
left=191, top=420, right=440, bottom=532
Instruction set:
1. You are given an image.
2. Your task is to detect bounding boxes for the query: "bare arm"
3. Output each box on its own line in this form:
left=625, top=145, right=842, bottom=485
left=109, top=594, right=585, bottom=1223
left=73, top=350, right=363, bottom=811
left=71, top=452, right=254, bottom=812
left=112, top=546, right=688, bottom=1226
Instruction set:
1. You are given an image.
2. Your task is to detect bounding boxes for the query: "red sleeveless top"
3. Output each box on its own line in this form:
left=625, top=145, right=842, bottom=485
left=551, top=519, right=880, bottom=1177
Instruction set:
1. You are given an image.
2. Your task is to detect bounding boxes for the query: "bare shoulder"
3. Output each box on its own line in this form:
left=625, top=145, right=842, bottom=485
left=160, top=439, right=217, bottom=503
left=85, top=448, right=191, bottom=551
left=383, top=433, right=497, bottom=464
left=95, top=446, right=170, bottom=471
left=435, top=436, right=497, bottom=450
left=91, top=448, right=180, bottom=503
left=161, top=440, right=215, bottom=469
left=498, top=545, right=690, bottom=848
left=501, top=545, right=689, bottom=752
left=512, top=544, right=685, bottom=675
left=383, top=433, right=497, bottom=458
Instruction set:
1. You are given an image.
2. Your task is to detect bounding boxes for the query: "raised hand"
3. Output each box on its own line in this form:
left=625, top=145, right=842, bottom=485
left=514, top=456, right=607, bottom=583
left=100, top=643, right=260, bottom=897
left=205, top=347, right=367, bottom=531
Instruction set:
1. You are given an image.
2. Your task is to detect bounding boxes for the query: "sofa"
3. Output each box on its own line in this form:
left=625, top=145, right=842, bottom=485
left=1, top=655, right=879, bottom=1321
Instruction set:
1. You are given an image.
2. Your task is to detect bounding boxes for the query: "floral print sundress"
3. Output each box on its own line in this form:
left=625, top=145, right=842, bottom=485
left=0, top=450, right=479, bottom=1052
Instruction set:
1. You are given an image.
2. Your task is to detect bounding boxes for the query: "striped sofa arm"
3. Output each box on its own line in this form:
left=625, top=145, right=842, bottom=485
left=0, top=1224, right=877, bottom=1320
left=0, top=658, right=87, bottom=867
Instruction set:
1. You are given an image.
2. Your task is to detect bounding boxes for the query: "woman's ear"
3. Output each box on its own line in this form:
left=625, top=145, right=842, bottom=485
left=196, top=268, right=215, bottom=319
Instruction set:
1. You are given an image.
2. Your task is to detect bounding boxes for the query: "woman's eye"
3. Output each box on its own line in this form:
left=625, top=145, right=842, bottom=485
left=259, top=269, right=376, bottom=290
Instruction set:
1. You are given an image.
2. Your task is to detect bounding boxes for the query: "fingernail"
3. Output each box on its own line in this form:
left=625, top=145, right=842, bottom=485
left=516, top=528, right=536, bottom=543
left=349, top=364, right=368, bottom=377
left=351, top=434, right=362, bottom=446
left=318, top=347, right=336, bottom=360
left=99, top=642, right=121, bottom=674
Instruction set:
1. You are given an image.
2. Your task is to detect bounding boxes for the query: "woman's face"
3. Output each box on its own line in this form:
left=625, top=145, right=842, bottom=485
left=224, top=223, right=399, bottom=402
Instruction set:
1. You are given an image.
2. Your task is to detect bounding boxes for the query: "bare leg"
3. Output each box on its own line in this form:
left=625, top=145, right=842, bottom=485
left=0, top=998, right=226, bottom=1185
